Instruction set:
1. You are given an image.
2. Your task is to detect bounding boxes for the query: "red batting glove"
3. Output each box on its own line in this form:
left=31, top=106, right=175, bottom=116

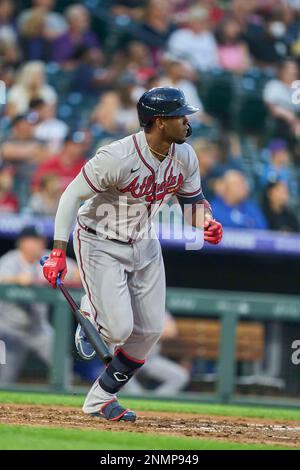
left=43, top=249, right=67, bottom=289
left=204, top=219, right=223, bottom=245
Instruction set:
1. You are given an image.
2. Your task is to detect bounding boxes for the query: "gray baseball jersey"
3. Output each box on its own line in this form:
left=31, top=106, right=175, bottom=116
left=78, top=130, right=204, bottom=243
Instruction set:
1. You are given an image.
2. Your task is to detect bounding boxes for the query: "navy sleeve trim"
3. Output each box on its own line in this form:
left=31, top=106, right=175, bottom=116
left=176, top=187, right=202, bottom=197
left=177, top=192, right=205, bottom=206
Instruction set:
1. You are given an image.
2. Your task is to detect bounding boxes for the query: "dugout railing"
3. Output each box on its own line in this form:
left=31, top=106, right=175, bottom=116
left=0, top=284, right=300, bottom=408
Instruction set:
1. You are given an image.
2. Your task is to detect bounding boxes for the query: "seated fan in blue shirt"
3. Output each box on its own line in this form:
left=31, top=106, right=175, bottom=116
left=211, top=170, right=268, bottom=230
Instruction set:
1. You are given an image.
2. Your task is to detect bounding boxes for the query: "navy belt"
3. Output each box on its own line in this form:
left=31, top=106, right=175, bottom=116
left=77, top=218, right=132, bottom=245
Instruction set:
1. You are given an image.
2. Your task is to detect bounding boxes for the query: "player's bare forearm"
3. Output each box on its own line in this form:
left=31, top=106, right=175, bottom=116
left=53, top=240, right=68, bottom=252
left=204, top=206, right=213, bottom=221
left=188, top=201, right=223, bottom=244
left=182, top=200, right=210, bottom=228
left=182, top=200, right=213, bottom=228
left=191, top=204, right=213, bottom=228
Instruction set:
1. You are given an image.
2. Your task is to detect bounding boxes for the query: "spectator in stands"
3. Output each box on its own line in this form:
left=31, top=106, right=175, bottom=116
left=18, top=0, right=67, bottom=40
left=216, top=17, right=251, bottom=73
left=110, top=0, right=147, bottom=21
left=210, top=133, right=244, bottom=173
left=168, top=6, right=219, bottom=72
left=199, top=134, right=244, bottom=199
left=28, top=173, right=60, bottom=216
left=6, top=61, right=57, bottom=117
left=123, top=311, right=189, bottom=396
left=1, top=114, right=49, bottom=195
left=18, top=8, right=52, bottom=61
left=0, top=34, right=19, bottom=71
left=157, top=56, right=205, bottom=121
left=198, top=0, right=225, bottom=26
left=29, top=98, right=69, bottom=153
left=262, top=180, right=300, bottom=232
left=230, top=0, right=260, bottom=32
left=263, top=59, right=300, bottom=140
left=32, top=130, right=89, bottom=193
left=211, top=170, right=268, bottom=229
left=70, top=45, right=105, bottom=96
left=245, top=13, right=289, bottom=66
left=0, top=164, right=18, bottom=213
left=194, top=138, right=218, bottom=200
left=0, top=0, right=17, bottom=45
left=91, top=89, right=140, bottom=135
left=70, top=46, right=124, bottom=96
left=91, top=91, right=123, bottom=135
left=51, top=4, right=101, bottom=64
left=164, top=0, right=191, bottom=24
left=0, top=225, right=80, bottom=384
left=139, top=0, right=175, bottom=65
left=259, top=139, right=294, bottom=190
left=281, top=1, right=300, bottom=52
left=0, top=0, right=19, bottom=69
left=116, top=78, right=143, bottom=132
left=123, top=41, right=156, bottom=85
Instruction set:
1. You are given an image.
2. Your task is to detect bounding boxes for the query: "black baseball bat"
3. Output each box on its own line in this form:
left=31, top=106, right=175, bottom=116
left=40, top=256, right=112, bottom=364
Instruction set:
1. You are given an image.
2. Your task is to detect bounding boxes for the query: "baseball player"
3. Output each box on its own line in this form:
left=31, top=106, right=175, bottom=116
left=42, top=87, right=223, bottom=422
left=0, top=226, right=79, bottom=384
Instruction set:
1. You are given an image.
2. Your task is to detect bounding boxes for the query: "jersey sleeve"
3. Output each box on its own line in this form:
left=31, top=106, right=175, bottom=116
left=176, top=146, right=205, bottom=204
left=82, top=147, right=121, bottom=193
left=54, top=172, right=95, bottom=242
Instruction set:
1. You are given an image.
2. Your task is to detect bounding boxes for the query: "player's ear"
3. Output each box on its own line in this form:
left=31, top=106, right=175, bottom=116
left=156, top=117, right=165, bottom=131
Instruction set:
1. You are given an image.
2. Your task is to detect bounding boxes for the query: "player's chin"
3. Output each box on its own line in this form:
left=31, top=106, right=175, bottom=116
left=175, top=135, right=187, bottom=144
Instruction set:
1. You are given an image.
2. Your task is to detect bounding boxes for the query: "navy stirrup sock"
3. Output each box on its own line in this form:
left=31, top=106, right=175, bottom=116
left=99, top=348, right=145, bottom=394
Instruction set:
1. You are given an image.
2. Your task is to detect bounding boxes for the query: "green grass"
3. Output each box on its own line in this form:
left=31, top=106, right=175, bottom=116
left=0, top=391, right=299, bottom=450
left=0, top=391, right=300, bottom=421
left=0, top=425, right=291, bottom=450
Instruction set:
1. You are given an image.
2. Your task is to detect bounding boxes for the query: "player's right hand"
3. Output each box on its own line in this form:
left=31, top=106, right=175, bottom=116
left=42, top=249, right=67, bottom=288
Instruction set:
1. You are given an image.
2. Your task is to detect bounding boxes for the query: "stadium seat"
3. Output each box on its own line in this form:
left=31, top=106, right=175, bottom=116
left=162, top=318, right=265, bottom=362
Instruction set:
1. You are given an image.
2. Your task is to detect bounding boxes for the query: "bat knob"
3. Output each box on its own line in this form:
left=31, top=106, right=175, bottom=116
left=40, top=255, right=49, bottom=267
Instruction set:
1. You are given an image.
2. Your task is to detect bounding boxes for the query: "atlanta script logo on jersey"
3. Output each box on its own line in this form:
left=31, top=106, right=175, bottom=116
left=119, top=167, right=184, bottom=203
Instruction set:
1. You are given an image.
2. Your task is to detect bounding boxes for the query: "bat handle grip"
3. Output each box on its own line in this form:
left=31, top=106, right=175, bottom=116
left=39, top=255, right=62, bottom=286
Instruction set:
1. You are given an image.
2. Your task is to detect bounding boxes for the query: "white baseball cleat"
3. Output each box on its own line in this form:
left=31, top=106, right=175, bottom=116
left=75, top=323, right=96, bottom=360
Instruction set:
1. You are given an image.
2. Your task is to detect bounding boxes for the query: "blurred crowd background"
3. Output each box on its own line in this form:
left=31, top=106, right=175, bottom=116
left=1, top=0, right=300, bottom=232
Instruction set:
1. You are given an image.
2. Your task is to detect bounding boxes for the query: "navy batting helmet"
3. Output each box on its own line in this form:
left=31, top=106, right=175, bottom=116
left=137, top=87, right=199, bottom=127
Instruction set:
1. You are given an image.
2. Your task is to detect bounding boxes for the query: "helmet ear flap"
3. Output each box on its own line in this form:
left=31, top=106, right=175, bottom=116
left=186, top=123, right=192, bottom=137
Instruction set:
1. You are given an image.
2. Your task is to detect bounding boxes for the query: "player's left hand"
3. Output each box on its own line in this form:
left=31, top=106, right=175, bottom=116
left=204, top=219, right=223, bottom=245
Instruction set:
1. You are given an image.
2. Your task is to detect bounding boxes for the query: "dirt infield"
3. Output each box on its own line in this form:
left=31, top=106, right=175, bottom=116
left=0, top=404, right=300, bottom=447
